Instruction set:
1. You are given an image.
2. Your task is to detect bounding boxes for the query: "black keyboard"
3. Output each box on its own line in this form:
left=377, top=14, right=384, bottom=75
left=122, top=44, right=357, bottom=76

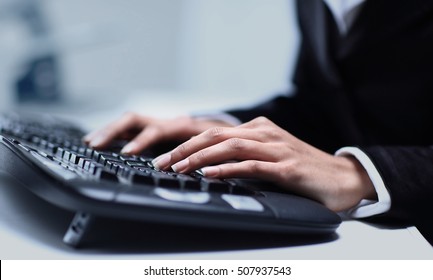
left=0, top=112, right=341, bottom=247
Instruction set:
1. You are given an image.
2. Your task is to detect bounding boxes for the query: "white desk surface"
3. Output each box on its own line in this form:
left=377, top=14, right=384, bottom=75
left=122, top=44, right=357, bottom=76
left=1, top=90, right=433, bottom=260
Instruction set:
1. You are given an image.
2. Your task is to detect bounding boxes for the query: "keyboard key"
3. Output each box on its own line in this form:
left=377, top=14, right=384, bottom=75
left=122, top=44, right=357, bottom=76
left=40, top=139, right=49, bottom=147
left=77, top=157, right=90, bottom=169
left=105, top=160, right=124, bottom=173
left=116, top=165, right=130, bottom=177
left=91, top=150, right=101, bottom=161
left=140, top=156, right=153, bottom=163
left=221, top=194, right=264, bottom=212
left=83, top=160, right=92, bottom=171
left=152, top=172, right=180, bottom=189
left=69, top=153, right=84, bottom=164
left=201, top=178, right=231, bottom=193
left=84, top=148, right=95, bottom=158
left=55, top=147, right=65, bottom=159
left=176, top=174, right=201, bottom=191
left=63, top=150, right=72, bottom=161
left=154, top=187, right=210, bottom=204
left=231, top=186, right=256, bottom=195
left=31, top=136, right=41, bottom=145
left=62, top=140, right=72, bottom=149
left=87, top=162, right=105, bottom=174
left=130, top=172, right=154, bottom=185
left=45, top=142, right=58, bottom=154
left=94, top=168, right=118, bottom=182
left=119, top=155, right=139, bottom=161
left=125, top=160, right=149, bottom=168
left=99, top=153, right=121, bottom=165
left=30, top=150, right=77, bottom=181
left=70, top=145, right=80, bottom=152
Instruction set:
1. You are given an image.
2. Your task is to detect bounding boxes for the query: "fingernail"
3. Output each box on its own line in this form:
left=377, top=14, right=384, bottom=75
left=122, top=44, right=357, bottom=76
left=121, top=142, right=138, bottom=154
left=200, top=166, right=219, bottom=177
left=89, top=135, right=106, bottom=147
left=171, top=158, right=190, bottom=173
left=152, top=153, right=172, bottom=170
left=83, top=133, right=93, bottom=142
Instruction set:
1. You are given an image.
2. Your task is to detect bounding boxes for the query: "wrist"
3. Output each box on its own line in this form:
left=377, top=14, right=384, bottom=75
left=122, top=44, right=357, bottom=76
left=326, top=156, right=376, bottom=212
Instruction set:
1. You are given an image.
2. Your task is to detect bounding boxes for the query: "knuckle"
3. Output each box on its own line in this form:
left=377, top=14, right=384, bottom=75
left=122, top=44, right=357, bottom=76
left=276, top=164, right=288, bottom=180
left=247, top=116, right=271, bottom=128
left=192, top=150, right=207, bottom=163
left=254, top=116, right=270, bottom=125
left=206, top=126, right=225, bottom=139
left=264, top=127, right=281, bottom=139
left=213, top=166, right=223, bottom=176
left=247, top=160, right=262, bottom=173
left=227, top=138, right=243, bottom=151
left=278, top=161, right=300, bottom=182
left=175, top=143, right=189, bottom=157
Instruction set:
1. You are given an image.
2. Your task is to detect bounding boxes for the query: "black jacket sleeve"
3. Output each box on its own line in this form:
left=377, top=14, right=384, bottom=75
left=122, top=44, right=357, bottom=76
left=361, top=146, right=433, bottom=244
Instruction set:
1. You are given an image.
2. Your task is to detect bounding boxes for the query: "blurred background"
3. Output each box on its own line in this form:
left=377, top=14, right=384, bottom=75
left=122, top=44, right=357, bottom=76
left=0, top=0, right=299, bottom=122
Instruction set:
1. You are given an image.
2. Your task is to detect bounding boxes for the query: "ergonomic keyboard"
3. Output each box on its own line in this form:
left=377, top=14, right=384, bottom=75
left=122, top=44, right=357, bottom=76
left=0, top=112, right=341, bottom=247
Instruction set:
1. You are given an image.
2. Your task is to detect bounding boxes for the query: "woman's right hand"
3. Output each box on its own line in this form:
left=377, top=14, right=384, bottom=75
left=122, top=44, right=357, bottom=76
left=83, top=112, right=233, bottom=155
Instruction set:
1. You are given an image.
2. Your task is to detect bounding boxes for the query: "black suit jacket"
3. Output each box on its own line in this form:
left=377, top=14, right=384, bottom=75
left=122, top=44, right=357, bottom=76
left=227, top=0, right=433, bottom=244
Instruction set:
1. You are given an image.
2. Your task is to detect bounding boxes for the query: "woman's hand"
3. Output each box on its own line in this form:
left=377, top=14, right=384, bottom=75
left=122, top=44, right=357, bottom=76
left=152, top=116, right=377, bottom=212
left=85, top=113, right=376, bottom=212
left=83, top=112, right=233, bottom=154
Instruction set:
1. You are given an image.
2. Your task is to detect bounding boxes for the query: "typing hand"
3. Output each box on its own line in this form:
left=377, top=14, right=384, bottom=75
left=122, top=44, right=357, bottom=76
left=152, top=116, right=376, bottom=212
left=83, top=112, right=233, bottom=155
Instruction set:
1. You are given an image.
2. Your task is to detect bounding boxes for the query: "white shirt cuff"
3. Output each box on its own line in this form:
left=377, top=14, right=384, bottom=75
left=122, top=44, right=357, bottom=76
left=335, top=147, right=391, bottom=218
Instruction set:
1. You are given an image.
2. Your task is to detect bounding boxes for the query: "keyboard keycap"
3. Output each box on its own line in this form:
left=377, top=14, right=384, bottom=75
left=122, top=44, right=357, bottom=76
left=126, top=160, right=149, bottom=168
left=69, top=153, right=84, bottom=164
left=152, top=172, right=180, bottom=189
left=176, top=174, right=201, bottom=191
left=131, top=172, right=154, bottom=185
left=99, top=153, right=121, bottom=165
left=94, top=168, right=118, bottom=182
left=201, top=178, right=231, bottom=193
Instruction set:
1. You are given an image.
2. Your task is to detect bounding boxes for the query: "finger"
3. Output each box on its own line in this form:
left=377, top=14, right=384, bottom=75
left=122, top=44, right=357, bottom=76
left=120, top=125, right=164, bottom=154
left=85, top=113, right=149, bottom=148
left=171, top=138, right=280, bottom=173
left=200, top=160, right=278, bottom=182
left=168, top=126, right=265, bottom=167
left=82, top=129, right=100, bottom=143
